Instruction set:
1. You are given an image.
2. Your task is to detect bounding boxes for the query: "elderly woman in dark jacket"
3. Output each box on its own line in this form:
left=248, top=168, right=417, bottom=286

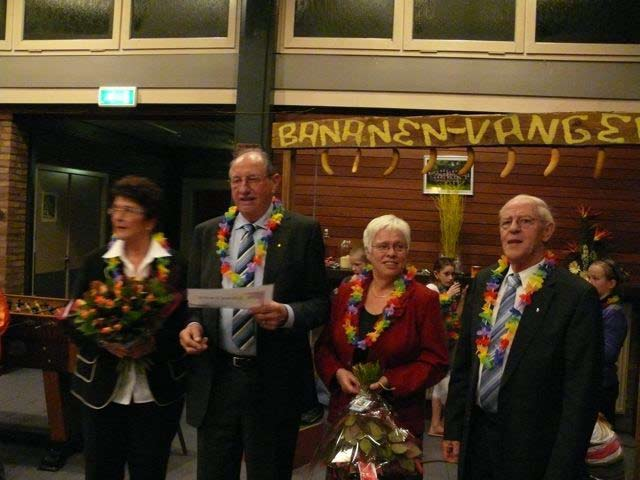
left=70, top=176, right=187, bottom=480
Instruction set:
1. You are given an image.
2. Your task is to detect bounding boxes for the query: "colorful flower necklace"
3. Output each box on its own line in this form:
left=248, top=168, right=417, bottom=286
left=605, top=295, right=620, bottom=305
left=476, top=251, right=556, bottom=369
left=216, top=197, right=284, bottom=287
left=343, top=265, right=417, bottom=350
left=438, top=288, right=461, bottom=342
left=103, top=232, right=171, bottom=283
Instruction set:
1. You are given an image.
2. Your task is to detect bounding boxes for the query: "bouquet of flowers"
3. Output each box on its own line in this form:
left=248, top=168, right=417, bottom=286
left=313, top=362, right=423, bottom=480
left=71, top=272, right=176, bottom=348
left=566, top=205, right=612, bottom=279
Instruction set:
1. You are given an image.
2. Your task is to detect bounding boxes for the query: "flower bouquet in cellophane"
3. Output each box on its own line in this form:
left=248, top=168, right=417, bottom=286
left=311, top=362, right=423, bottom=480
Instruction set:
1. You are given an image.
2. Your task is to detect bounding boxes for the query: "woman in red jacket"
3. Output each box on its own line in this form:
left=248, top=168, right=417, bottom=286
left=315, top=214, right=448, bottom=438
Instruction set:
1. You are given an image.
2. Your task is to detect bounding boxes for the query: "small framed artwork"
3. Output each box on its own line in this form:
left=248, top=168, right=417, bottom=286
left=41, top=192, right=58, bottom=222
left=423, top=155, right=474, bottom=195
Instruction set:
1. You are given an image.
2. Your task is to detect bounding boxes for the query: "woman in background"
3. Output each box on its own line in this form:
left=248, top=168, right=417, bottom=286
left=587, top=259, right=628, bottom=428
left=426, top=257, right=466, bottom=437
left=70, top=176, right=187, bottom=480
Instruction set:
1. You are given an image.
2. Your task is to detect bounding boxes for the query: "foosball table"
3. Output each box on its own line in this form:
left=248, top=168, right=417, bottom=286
left=0, top=293, right=79, bottom=471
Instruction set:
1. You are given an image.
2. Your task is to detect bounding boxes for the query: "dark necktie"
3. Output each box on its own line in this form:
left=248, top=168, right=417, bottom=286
left=478, top=273, right=521, bottom=413
left=231, top=224, right=256, bottom=351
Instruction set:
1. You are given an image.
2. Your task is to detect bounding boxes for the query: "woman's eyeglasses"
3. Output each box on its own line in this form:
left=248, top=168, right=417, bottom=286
left=372, top=243, right=407, bottom=253
left=107, top=206, right=145, bottom=216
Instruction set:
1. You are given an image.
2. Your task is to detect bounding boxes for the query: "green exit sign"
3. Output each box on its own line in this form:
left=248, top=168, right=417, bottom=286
left=98, top=86, right=137, bottom=107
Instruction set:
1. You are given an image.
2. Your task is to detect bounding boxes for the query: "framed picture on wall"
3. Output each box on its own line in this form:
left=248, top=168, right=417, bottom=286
left=423, top=155, right=474, bottom=195
left=41, top=192, right=58, bottom=222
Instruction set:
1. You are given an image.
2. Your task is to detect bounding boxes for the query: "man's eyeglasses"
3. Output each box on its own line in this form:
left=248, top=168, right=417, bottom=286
left=499, top=216, right=538, bottom=230
left=372, top=242, right=407, bottom=253
left=229, top=175, right=270, bottom=188
left=107, top=206, right=145, bottom=216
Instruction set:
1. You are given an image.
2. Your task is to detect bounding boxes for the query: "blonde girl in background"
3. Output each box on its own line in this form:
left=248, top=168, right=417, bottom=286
left=426, top=257, right=466, bottom=437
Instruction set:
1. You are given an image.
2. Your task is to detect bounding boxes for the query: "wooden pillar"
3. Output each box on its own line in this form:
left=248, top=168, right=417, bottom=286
left=0, top=113, right=28, bottom=294
left=280, top=150, right=296, bottom=210
left=234, top=0, right=277, bottom=151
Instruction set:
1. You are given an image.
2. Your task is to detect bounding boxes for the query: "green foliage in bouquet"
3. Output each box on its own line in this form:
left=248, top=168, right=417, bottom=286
left=322, top=361, right=423, bottom=479
left=352, top=361, right=382, bottom=392
left=73, top=276, right=174, bottom=345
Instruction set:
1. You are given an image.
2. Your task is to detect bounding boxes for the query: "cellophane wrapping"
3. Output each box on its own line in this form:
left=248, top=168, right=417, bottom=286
left=309, top=389, right=423, bottom=480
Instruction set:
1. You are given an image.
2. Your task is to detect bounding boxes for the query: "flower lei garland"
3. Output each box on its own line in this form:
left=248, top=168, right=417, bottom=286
left=605, top=295, right=620, bottom=306
left=216, top=197, right=284, bottom=287
left=438, top=290, right=461, bottom=342
left=476, top=251, right=556, bottom=369
left=103, top=232, right=171, bottom=283
left=343, top=265, right=417, bottom=350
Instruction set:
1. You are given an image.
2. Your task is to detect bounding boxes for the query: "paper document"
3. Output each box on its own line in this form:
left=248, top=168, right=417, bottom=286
left=188, top=285, right=274, bottom=309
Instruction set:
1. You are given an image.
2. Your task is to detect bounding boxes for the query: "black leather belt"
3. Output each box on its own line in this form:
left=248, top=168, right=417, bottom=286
left=218, top=350, right=256, bottom=369
left=473, top=405, right=500, bottom=425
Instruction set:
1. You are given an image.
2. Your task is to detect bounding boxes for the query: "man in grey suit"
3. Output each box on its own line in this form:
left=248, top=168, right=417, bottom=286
left=180, top=147, right=329, bottom=480
left=442, top=194, right=603, bottom=480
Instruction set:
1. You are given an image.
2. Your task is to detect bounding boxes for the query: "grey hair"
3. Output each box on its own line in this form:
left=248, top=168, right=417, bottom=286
left=229, top=147, right=275, bottom=176
left=500, top=194, right=554, bottom=224
left=363, top=214, right=411, bottom=254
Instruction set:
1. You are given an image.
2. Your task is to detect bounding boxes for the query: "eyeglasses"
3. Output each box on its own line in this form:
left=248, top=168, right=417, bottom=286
left=499, top=216, right=538, bottom=230
left=229, top=175, right=270, bottom=188
left=372, top=242, right=407, bottom=253
left=107, top=206, right=145, bottom=216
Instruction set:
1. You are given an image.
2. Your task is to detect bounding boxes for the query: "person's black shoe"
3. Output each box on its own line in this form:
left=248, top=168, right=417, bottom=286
left=300, top=405, right=324, bottom=426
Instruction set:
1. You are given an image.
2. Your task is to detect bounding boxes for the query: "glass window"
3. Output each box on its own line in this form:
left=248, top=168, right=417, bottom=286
left=413, top=0, right=516, bottom=41
left=535, top=0, right=639, bottom=44
left=23, top=0, right=115, bottom=40
left=0, top=0, right=6, bottom=39
left=131, top=0, right=229, bottom=39
left=293, top=0, right=394, bottom=39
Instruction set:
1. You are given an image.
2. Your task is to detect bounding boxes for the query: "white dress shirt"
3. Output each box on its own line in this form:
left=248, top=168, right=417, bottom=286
left=102, top=238, right=172, bottom=405
left=218, top=206, right=295, bottom=356
left=476, top=259, right=544, bottom=401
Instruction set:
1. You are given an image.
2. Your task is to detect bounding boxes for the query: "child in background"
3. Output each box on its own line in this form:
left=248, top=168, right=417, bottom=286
left=426, top=257, right=466, bottom=437
left=586, top=259, right=628, bottom=428
left=348, top=247, right=367, bottom=276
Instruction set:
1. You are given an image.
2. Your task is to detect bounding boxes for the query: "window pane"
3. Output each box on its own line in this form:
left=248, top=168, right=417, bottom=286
left=536, top=0, right=639, bottom=44
left=24, top=0, right=114, bottom=40
left=294, top=0, right=394, bottom=39
left=0, top=0, right=6, bottom=39
left=413, top=0, right=515, bottom=41
left=131, top=0, right=229, bottom=39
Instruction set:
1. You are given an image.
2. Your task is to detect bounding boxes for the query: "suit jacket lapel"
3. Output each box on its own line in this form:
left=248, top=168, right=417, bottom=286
left=500, top=270, right=558, bottom=387
left=209, top=220, right=223, bottom=289
left=263, top=211, right=289, bottom=285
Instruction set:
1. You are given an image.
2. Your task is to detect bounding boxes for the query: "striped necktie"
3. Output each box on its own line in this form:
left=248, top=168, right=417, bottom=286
left=231, top=224, right=257, bottom=351
left=478, top=273, right=521, bottom=413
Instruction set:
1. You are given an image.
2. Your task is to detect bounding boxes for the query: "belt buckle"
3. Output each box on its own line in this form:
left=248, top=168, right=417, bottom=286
left=232, top=356, right=251, bottom=368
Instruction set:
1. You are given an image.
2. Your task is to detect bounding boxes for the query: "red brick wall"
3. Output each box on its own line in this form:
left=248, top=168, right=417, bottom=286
left=0, top=113, right=29, bottom=293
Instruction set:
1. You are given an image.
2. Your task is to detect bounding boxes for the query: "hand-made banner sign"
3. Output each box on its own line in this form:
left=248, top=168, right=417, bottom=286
left=272, top=112, right=640, bottom=149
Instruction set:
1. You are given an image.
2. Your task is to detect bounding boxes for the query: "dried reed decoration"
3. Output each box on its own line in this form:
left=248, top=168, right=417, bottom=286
left=434, top=188, right=464, bottom=258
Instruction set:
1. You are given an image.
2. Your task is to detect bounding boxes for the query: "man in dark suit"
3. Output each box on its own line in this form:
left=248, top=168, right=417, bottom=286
left=179, top=148, right=329, bottom=480
left=442, top=194, right=603, bottom=480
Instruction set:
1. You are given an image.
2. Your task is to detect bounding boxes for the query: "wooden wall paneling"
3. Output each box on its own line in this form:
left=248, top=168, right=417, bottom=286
left=287, top=146, right=640, bottom=282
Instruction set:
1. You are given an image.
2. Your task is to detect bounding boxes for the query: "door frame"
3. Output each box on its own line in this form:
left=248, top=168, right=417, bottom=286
left=180, top=178, right=229, bottom=258
left=33, top=164, right=109, bottom=297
